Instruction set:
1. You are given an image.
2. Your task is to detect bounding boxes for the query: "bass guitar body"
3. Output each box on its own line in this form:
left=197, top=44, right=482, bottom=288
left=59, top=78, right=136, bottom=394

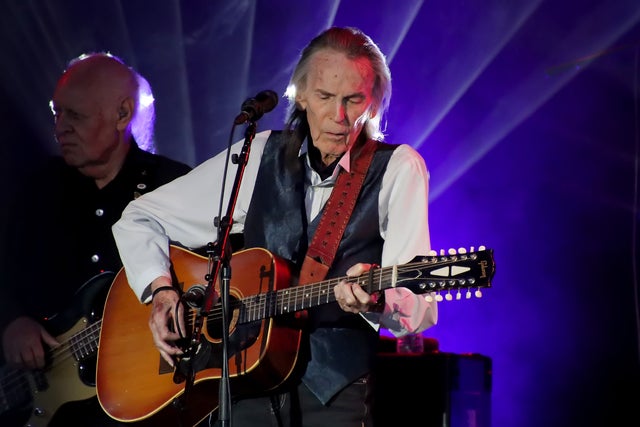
left=0, top=272, right=113, bottom=427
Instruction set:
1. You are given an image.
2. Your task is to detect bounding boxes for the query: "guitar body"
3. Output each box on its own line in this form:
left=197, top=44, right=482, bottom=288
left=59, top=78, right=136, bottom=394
left=0, top=272, right=114, bottom=427
left=26, top=318, right=97, bottom=426
left=97, top=246, right=301, bottom=426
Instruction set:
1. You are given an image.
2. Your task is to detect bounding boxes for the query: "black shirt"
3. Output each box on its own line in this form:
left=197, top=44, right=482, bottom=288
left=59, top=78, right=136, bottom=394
left=0, top=142, right=192, bottom=334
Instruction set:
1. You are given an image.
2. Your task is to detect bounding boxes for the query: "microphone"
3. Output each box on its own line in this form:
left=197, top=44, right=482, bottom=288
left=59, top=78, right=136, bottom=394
left=182, top=285, right=206, bottom=307
left=234, top=90, right=279, bottom=124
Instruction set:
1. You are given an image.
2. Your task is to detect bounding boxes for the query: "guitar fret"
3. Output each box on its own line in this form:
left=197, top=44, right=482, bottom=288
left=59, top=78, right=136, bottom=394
left=87, top=323, right=100, bottom=353
left=265, top=291, right=277, bottom=318
left=70, top=333, right=80, bottom=360
left=255, top=293, right=263, bottom=320
left=239, top=303, right=248, bottom=323
left=280, top=288, right=291, bottom=313
left=318, top=280, right=330, bottom=305
left=243, top=294, right=257, bottom=322
left=257, top=294, right=263, bottom=320
left=315, top=283, right=321, bottom=306
left=250, top=297, right=256, bottom=322
left=298, top=286, right=307, bottom=310
left=73, top=336, right=83, bottom=359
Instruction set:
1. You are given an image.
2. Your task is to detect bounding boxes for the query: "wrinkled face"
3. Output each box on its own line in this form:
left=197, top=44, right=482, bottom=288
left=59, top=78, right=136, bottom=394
left=50, top=72, right=120, bottom=172
left=296, top=49, right=376, bottom=165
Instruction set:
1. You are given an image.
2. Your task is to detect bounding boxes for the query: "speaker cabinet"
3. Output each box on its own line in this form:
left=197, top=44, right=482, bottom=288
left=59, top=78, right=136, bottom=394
left=372, top=347, right=492, bottom=427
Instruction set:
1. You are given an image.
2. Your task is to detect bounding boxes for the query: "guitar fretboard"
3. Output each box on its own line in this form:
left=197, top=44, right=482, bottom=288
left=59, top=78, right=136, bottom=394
left=235, top=250, right=490, bottom=323
left=240, top=276, right=345, bottom=322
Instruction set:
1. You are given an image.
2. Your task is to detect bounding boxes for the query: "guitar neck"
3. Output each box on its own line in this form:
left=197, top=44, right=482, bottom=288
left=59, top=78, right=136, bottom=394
left=240, top=275, right=343, bottom=322
left=237, top=249, right=494, bottom=323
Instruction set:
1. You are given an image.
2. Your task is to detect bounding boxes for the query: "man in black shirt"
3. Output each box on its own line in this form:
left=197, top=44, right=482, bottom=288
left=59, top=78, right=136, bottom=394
left=0, top=53, right=192, bottom=426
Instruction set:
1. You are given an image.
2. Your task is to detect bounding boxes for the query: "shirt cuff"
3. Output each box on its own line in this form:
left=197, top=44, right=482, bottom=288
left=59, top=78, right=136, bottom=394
left=379, top=287, right=438, bottom=337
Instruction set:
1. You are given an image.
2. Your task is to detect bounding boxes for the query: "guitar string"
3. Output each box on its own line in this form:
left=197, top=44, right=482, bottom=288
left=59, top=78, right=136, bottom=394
left=1, top=267, right=412, bottom=388
left=192, top=255, right=486, bottom=325
left=194, top=263, right=422, bottom=324
left=0, top=252, right=489, bottom=394
left=0, top=320, right=101, bottom=397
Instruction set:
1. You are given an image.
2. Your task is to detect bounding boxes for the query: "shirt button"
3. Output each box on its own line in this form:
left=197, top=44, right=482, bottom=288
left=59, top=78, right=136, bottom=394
left=95, top=209, right=104, bottom=217
left=91, top=254, right=100, bottom=263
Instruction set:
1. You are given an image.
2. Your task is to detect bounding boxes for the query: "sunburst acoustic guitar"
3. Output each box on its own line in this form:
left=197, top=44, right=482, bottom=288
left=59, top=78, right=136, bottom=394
left=97, top=245, right=495, bottom=427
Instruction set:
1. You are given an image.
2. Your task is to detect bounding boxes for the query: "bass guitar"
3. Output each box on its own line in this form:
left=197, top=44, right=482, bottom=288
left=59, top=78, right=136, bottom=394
left=97, top=245, right=495, bottom=426
left=0, top=272, right=114, bottom=427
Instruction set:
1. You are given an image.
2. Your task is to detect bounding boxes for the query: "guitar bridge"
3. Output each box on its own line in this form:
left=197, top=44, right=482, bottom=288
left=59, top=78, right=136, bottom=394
left=172, top=341, right=212, bottom=384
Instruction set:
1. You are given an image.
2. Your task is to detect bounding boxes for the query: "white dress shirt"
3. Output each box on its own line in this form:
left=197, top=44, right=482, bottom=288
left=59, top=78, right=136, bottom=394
left=112, top=130, right=437, bottom=335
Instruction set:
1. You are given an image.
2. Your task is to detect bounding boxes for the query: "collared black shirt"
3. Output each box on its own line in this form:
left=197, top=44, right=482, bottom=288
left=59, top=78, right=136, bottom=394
left=0, top=142, right=191, bottom=335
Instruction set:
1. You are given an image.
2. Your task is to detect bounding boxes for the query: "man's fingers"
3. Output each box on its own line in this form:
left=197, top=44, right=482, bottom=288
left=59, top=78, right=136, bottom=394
left=345, top=263, right=371, bottom=277
left=41, top=329, right=60, bottom=348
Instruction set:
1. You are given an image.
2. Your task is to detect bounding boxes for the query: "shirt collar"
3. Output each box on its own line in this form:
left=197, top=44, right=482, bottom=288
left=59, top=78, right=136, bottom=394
left=300, top=138, right=353, bottom=174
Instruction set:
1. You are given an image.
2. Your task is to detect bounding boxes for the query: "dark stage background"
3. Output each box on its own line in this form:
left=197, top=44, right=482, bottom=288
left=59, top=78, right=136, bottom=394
left=1, top=1, right=639, bottom=426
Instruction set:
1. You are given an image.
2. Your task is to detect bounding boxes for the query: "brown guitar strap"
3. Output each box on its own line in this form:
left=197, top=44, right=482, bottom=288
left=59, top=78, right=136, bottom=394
left=298, top=139, right=378, bottom=285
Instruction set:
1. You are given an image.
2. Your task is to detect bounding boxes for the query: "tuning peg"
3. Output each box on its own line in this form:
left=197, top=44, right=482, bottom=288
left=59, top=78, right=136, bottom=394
left=457, top=247, right=467, bottom=254
left=475, top=289, right=483, bottom=298
left=456, top=291, right=462, bottom=300
left=435, top=294, right=443, bottom=302
left=465, top=290, right=472, bottom=299
left=445, top=292, right=453, bottom=301
left=448, top=248, right=457, bottom=255
left=424, top=294, right=434, bottom=303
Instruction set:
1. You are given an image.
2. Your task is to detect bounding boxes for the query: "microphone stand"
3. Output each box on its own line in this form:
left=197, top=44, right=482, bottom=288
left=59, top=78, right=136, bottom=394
left=198, top=120, right=258, bottom=427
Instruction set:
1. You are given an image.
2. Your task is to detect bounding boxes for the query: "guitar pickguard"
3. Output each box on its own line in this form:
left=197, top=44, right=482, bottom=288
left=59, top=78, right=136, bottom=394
left=176, top=320, right=262, bottom=382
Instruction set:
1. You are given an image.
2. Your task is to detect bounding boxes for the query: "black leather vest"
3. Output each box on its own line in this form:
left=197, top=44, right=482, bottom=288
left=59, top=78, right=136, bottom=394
left=244, top=131, right=397, bottom=404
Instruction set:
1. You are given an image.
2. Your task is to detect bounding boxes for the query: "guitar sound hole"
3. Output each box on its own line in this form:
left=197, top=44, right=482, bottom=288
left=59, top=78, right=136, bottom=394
left=200, top=295, right=261, bottom=359
left=204, top=294, right=240, bottom=341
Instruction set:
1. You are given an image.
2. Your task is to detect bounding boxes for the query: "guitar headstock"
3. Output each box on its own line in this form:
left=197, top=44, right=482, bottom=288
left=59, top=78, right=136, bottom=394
left=400, top=246, right=495, bottom=302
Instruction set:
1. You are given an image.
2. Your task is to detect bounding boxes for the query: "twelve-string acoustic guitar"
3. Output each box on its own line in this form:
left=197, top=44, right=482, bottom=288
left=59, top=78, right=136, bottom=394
left=97, top=245, right=495, bottom=427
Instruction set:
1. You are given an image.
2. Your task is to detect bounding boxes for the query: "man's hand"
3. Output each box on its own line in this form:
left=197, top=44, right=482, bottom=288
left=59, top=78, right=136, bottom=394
left=148, top=279, right=185, bottom=367
left=2, top=316, right=59, bottom=370
left=334, top=263, right=377, bottom=313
